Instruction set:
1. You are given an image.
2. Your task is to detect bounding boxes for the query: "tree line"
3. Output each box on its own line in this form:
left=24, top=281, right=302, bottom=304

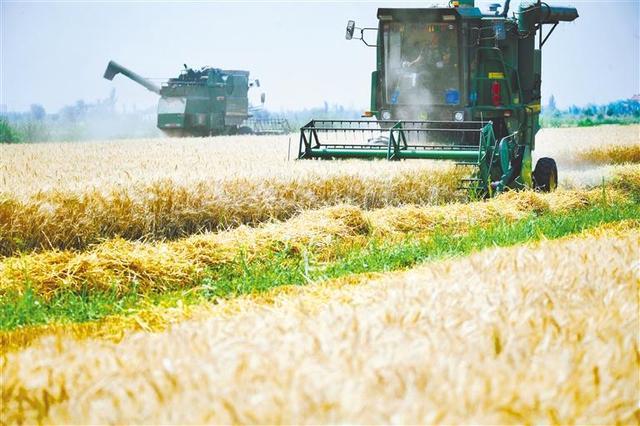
left=541, top=95, right=640, bottom=127
left=2, top=96, right=639, bottom=143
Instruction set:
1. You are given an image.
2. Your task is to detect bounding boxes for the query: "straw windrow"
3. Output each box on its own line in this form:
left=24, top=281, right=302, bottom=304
left=2, top=218, right=637, bottom=355
left=0, top=186, right=629, bottom=300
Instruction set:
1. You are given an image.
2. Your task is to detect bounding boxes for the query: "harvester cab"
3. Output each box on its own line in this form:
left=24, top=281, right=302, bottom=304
left=299, top=0, right=578, bottom=195
left=103, top=61, right=290, bottom=137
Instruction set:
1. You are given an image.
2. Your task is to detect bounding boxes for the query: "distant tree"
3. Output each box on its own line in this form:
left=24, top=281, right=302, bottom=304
left=568, top=105, right=581, bottom=115
left=547, top=94, right=557, bottom=112
left=0, top=119, right=21, bottom=143
left=30, top=104, right=46, bottom=121
left=60, top=99, right=88, bottom=122
left=582, top=104, right=597, bottom=117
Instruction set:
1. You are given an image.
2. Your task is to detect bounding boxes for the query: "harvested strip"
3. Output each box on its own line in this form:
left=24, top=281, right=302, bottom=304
left=2, top=229, right=638, bottom=424
left=3, top=219, right=638, bottom=355
left=0, top=166, right=465, bottom=256
left=0, top=187, right=627, bottom=299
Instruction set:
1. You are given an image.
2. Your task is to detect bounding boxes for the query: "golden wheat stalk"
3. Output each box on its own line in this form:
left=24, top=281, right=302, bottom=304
left=3, top=126, right=638, bottom=198
left=2, top=229, right=637, bottom=425
left=575, top=144, right=640, bottom=165
left=0, top=167, right=467, bottom=256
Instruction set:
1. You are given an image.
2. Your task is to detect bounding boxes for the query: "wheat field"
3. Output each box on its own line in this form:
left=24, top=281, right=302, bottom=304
left=0, top=134, right=466, bottom=256
left=0, top=135, right=462, bottom=257
left=1, top=125, right=639, bottom=425
left=2, top=125, right=638, bottom=197
left=2, top=227, right=637, bottom=425
left=1, top=134, right=453, bottom=197
left=576, top=144, right=640, bottom=165
left=534, top=124, right=639, bottom=163
left=1, top=125, right=638, bottom=256
left=0, top=166, right=465, bottom=256
left=534, top=124, right=640, bottom=187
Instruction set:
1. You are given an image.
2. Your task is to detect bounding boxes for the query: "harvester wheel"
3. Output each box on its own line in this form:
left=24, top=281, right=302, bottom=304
left=533, top=157, right=558, bottom=192
left=162, top=129, right=187, bottom=138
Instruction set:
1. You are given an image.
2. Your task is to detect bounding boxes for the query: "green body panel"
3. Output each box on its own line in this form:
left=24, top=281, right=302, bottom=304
left=157, top=113, right=185, bottom=129
left=299, top=1, right=578, bottom=195
left=370, top=71, right=379, bottom=113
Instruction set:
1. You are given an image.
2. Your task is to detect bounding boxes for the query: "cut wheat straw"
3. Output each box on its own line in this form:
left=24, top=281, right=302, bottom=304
left=1, top=186, right=627, bottom=300
left=3, top=219, right=637, bottom=355
left=2, top=229, right=637, bottom=424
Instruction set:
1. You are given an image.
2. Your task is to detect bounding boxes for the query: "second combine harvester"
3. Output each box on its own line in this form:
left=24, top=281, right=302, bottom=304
left=298, top=0, right=578, bottom=195
left=104, top=61, right=289, bottom=137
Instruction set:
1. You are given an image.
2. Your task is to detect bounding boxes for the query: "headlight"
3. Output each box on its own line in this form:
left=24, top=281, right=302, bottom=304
left=381, top=110, right=392, bottom=120
left=454, top=111, right=464, bottom=122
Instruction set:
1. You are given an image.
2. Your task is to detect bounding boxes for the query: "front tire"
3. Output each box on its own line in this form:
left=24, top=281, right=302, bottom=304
left=533, top=157, right=558, bottom=192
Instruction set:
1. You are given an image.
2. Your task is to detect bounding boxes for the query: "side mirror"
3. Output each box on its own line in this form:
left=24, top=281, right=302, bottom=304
left=260, top=93, right=266, bottom=104
left=255, top=79, right=260, bottom=88
left=346, top=20, right=356, bottom=40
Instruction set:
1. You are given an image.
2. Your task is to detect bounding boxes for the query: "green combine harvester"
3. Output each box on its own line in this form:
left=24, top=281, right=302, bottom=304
left=298, top=0, right=578, bottom=195
left=104, top=61, right=290, bottom=137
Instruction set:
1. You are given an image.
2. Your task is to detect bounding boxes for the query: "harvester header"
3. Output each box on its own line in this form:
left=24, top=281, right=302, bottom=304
left=301, top=0, right=578, bottom=196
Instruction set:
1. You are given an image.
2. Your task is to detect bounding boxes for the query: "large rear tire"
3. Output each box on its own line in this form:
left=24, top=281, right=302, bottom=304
left=533, top=157, right=558, bottom=192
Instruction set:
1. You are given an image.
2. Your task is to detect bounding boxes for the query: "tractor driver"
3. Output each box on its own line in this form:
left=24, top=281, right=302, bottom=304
left=401, top=31, right=451, bottom=71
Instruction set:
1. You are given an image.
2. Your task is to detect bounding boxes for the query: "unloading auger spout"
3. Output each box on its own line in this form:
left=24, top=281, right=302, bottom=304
left=103, top=60, right=161, bottom=94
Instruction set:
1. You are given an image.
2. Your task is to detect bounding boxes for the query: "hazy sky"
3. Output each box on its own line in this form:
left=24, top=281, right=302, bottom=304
left=1, top=0, right=639, bottom=113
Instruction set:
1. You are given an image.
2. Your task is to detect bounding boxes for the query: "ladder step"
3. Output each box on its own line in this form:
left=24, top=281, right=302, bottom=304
left=455, top=162, right=479, bottom=166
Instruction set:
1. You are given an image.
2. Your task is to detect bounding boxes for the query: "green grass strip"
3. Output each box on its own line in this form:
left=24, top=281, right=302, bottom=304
left=1, top=201, right=638, bottom=331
